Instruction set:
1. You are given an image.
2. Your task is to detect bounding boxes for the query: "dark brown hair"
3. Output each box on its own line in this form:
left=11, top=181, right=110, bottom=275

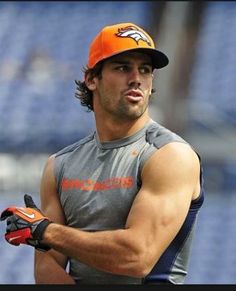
left=75, top=62, right=104, bottom=112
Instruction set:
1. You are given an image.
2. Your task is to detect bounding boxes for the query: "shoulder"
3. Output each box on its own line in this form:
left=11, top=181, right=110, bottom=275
left=144, top=121, right=200, bottom=169
left=141, top=142, right=201, bottom=197
left=139, top=121, right=199, bottom=172
left=54, top=133, right=95, bottom=158
left=144, top=141, right=200, bottom=175
left=145, top=121, right=187, bottom=149
left=40, top=133, right=95, bottom=180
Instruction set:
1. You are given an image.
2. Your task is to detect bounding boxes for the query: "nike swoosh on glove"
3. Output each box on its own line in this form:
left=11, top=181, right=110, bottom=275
left=0, top=194, right=52, bottom=252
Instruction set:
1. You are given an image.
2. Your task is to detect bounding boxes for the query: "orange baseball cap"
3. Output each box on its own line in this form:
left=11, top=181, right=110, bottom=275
left=87, top=22, right=169, bottom=69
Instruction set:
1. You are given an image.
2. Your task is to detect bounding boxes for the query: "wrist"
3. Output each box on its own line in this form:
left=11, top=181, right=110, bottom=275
left=41, top=221, right=56, bottom=244
left=31, top=219, right=52, bottom=252
left=41, top=222, right=63, bottom=248
left=34, top=219, right=52, bottom=241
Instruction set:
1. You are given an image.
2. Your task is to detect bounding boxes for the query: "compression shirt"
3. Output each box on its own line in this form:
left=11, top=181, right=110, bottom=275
left=54, top=119, right=204, bottom=284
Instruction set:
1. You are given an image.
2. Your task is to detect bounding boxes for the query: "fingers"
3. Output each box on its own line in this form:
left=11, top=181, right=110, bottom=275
left=0, top=207, right=16, bottom=221
left=5, top=228, right=32, bottom=246
left=1, top=194, right=38, bottom=221
left=24, top=194, right=37, bottom=209
left=6, top=215, right=29, bottom=232
left=6, top=215, right=18, bottom=232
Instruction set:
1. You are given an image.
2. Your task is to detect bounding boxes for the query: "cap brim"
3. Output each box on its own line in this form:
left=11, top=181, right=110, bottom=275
left=103, top=48, right=169, bottom=69
left=92, top=48, right=169, bottom=69
left=130, top=48, right=169, bottom=69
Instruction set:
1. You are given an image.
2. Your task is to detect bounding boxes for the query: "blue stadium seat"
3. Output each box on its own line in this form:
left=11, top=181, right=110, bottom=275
left=0, top=1, right=152, bottom=153
left=188, top=2, right=236, bottom=128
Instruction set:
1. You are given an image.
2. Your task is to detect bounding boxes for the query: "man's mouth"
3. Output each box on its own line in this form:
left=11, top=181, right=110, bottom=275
left=124, top=89, right=144, bottom=102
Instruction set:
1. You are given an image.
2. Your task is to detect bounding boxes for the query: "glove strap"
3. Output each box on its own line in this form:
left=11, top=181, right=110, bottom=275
left=32, top=219, right=52, bottom=252
left=35, top=242, right=51, bottom=252
left=33, top=219, right=52, bottom=240
left=27, top=239, right=51, bottom=252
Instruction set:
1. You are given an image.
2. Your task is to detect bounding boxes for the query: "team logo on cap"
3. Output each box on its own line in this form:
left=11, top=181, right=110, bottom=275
left=116, top=26, right=152, bottom=46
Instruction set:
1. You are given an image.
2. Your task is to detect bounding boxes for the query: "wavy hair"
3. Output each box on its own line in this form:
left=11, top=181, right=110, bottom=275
left=75, top=62, right=104, bottom=112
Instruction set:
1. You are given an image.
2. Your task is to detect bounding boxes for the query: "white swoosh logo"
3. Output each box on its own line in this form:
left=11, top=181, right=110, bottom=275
left=17, top=208, right=35, bottom=219
left=8, top=235, right=22, bottom=243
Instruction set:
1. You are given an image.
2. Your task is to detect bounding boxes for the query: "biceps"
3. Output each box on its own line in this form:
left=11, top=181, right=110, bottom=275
left=126, top=189, right=188, bottom=232
left=125, top=189, right=191, bottom=260
left=40, top=155, right=65, bottom=224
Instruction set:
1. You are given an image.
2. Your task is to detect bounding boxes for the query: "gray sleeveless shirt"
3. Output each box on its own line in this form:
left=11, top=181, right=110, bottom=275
left=54, top=120, right=204, bottom=284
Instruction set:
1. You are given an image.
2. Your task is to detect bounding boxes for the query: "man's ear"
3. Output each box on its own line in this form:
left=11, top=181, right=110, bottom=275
left=85, top=73, right=97, bottom=91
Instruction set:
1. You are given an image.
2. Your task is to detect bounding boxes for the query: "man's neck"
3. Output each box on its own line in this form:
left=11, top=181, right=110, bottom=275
left=95, top=114, right=151, bottom=142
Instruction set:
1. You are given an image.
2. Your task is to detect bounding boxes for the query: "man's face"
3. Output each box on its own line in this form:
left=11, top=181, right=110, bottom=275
left=90, top=51, right=154, bottom=121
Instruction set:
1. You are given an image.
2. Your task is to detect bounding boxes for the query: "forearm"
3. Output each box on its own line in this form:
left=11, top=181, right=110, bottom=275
left=35, top=251, right=75, bottom=284
left=42, top=223, right=146, bottom=277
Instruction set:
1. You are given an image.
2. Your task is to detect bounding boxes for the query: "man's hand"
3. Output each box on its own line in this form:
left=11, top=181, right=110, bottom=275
left=0, top=194, right=52, bottom=252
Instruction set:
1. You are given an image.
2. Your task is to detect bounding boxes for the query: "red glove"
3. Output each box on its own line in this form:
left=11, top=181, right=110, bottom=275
left=0, top=194, right=52, bottom=252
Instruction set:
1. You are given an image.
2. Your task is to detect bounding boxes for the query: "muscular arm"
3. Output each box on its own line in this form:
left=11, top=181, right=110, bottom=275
left=34, top=155, right=75, bottom=284
left=41, top=142, right=200, bottom=278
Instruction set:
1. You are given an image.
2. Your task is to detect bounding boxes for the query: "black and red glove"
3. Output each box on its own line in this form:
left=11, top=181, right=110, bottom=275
left=0, top=194, right=52, bottom=252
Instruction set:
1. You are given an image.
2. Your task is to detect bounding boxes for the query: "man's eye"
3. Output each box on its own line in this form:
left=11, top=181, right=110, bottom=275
left=140, top=67, right=152, bottom=74
left=115, top=65, right=129, bottom=72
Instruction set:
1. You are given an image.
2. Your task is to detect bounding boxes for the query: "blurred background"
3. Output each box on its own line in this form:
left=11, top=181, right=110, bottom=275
left=0, top=1, right=235, bottom=284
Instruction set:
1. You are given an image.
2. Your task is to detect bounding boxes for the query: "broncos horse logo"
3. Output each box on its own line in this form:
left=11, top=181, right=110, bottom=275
left=116, top=26, right=152, bottom=46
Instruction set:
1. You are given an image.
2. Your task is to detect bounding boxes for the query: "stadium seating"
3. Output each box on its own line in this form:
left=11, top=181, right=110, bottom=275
left=188, top=2, right=236, bottom=130
left=185, top=191, right=236, bottom=284
left=0, top=1, right=152, bottom=153
left=185, top=2, right=236, bottom=283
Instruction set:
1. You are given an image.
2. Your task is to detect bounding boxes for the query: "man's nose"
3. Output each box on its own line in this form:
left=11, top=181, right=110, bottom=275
left=128, top=68, right=141, bottom=88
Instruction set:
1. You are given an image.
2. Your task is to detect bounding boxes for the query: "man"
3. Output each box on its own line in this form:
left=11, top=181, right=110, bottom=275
left=1, top=22, right=204, bottom=284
